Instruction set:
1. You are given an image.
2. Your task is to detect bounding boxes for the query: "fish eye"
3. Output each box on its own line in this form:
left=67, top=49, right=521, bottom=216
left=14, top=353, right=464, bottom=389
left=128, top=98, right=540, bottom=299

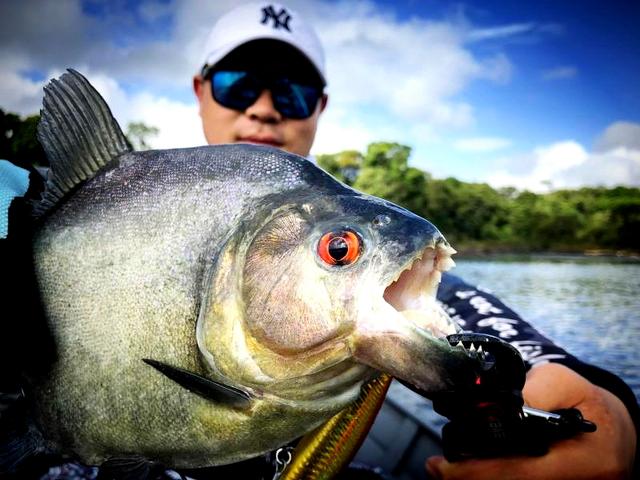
left=317, top=229, right=362, bottom=266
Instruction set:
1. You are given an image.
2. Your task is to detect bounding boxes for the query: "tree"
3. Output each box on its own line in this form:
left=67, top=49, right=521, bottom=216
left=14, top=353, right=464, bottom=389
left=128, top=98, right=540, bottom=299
left=353, top=142, right=428, bottom=215
left=126, top=122, right=159, bottom=151
left=316, top=150, right=362, bottom=185
left=1, top=109, right=48, bottom=168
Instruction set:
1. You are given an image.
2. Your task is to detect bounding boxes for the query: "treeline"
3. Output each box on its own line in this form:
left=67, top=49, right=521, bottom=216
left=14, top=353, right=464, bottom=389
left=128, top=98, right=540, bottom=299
left=318, top=142, right=640, bottom=252
left=3, top=109, right=638, bottom=252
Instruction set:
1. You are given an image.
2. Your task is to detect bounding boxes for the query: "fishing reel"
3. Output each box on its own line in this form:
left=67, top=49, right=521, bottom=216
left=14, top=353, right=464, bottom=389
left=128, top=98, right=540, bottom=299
left=431, top=333, right=597, bottom=461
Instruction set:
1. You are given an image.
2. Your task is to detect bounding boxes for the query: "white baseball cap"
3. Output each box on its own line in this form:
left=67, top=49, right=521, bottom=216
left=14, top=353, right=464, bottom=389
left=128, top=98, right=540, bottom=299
left=201, top=2, right=326, bottom=84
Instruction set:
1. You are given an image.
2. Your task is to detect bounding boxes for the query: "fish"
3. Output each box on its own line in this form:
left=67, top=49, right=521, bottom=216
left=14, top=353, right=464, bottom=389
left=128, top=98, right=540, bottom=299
left=1, top=70, right=483, bottom=477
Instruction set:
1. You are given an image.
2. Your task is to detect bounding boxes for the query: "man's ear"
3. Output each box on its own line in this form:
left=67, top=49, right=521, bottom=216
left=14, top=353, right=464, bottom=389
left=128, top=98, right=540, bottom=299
left=193, top=75, right=205, bottom=102
left=319, top=93, right=328, bottom=113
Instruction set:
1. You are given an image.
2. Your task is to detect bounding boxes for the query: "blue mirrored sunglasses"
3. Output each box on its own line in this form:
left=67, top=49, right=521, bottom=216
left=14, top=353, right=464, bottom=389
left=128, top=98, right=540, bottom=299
left=209, top=70, right=323, bottom=120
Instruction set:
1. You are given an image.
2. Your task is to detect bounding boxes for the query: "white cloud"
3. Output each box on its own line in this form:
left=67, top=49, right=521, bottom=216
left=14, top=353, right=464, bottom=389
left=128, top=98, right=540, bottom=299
left=85, top=71, right=205, bottom=149
left=484, top=124, right=640, bottom=191
left=0, top=68, right=45, bottom=115
left=467, top=21, right=564, bottom=42
left=467, top=23, right=537, bottom=42
left=541, top=66, right=577, bottom=80
left=454, top=137, right=511, bottom=152
left=313, top=7, right=512, bottom=128
left=594, top=121, right=640, bottom=152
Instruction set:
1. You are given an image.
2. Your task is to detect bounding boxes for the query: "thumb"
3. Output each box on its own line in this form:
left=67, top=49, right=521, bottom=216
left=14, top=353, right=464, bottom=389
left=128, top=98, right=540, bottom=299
left=426, top=456, right=445, bottom=479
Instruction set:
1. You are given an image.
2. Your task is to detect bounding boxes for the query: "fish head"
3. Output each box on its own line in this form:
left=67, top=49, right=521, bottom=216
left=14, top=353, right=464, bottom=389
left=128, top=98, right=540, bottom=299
left=197, top=187, right=480, bottom=404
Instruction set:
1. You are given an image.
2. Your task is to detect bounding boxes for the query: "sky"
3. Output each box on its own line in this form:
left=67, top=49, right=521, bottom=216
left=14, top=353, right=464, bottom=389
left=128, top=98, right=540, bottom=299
left=1, top=0, right=639, bottom=192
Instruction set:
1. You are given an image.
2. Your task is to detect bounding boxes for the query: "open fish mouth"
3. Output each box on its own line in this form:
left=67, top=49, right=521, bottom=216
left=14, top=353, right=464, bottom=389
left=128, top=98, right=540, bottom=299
left=351, top=238, right=490, bottom=393
left=382, top=240, right=459, bottom=339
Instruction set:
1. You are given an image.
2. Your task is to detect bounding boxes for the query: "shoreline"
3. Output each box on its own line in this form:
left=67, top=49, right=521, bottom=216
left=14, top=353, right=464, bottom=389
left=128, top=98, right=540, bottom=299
left=453, top=248, right=640, bottom=263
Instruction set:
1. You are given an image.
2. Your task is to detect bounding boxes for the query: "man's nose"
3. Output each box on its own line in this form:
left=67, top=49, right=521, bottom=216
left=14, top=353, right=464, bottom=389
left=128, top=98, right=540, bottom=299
left=245, top=90, right=282, bottom=123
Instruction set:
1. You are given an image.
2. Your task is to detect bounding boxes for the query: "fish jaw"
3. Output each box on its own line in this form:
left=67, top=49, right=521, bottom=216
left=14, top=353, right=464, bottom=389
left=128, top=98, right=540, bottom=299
left=352, top=242, right=479, bottom=393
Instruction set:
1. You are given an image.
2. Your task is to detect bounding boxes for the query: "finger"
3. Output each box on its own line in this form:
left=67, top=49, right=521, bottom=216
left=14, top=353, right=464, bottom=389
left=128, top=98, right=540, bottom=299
left=426, top=445, right=587, bottom=480
left=426, top=454, right=542, bottom=480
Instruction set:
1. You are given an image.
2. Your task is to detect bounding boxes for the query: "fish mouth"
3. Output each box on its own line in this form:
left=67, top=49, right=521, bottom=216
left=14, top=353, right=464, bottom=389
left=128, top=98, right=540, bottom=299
left=382, top=240, right=459, bottom=339
left=353, top=239, right=484, bottom=393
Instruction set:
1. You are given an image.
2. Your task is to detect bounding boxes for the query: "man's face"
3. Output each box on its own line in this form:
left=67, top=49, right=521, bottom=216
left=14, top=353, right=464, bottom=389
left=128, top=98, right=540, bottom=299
left=193, top=40, right=327, bottom=158
left=194, top=76, right=326, bottom=157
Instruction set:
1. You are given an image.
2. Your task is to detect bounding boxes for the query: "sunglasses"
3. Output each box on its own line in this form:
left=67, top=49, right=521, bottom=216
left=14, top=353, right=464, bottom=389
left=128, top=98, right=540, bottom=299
left=209, top=70, right=323, bottom=120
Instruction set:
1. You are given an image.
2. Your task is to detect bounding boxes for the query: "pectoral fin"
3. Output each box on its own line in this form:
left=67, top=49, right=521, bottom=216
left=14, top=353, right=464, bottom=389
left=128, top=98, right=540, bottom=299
left=97, top=456, right=165, bottom=480
left=142, top=359, right=253, bottom=409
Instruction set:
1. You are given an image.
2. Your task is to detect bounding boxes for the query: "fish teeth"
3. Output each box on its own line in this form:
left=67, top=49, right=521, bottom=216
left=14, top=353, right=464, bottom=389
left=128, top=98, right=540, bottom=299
left=477, top=345, right=485, bottom=359
left=469, top=343, right=476, bottom=352
left=456, top=341, right=465, bottom=350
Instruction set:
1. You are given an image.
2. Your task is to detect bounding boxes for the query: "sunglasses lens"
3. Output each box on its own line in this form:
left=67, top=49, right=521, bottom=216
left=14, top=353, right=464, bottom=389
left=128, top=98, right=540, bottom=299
left=211, top=71, right=260, bottom=111
left=272, top=80, right=322, bottom=119
left=210, top=71, right=322, bottom=119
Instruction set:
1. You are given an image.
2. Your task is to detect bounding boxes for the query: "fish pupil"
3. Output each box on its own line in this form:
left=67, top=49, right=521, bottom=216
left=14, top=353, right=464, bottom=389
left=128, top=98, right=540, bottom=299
left=328, top=237, right=349, bottom=261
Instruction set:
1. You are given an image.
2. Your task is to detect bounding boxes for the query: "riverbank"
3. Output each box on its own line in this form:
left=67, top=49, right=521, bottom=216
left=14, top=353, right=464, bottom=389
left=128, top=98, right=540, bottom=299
left=453, top=244, right=640, bottom=262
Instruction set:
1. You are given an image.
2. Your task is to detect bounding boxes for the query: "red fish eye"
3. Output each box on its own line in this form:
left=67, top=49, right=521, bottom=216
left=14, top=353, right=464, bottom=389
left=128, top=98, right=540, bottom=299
left=318, top=230, right=362, bottom=266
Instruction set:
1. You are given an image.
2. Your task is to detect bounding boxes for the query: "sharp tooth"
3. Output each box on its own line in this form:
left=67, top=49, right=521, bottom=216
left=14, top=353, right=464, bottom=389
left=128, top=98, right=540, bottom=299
left=456, top=341, right=465, bottom=349
left=469, top=343, right=476, bottom=352
left=477, top=345, right=483, bottom=354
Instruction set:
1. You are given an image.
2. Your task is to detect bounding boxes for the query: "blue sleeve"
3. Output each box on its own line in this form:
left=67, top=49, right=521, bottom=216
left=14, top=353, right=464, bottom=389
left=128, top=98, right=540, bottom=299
left=0, top=160, right=30, bottom=239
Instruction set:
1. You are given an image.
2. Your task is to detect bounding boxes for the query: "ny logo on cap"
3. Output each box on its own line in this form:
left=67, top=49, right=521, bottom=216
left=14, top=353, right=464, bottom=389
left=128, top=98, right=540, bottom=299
left=261, top=5, right=291, bottom=31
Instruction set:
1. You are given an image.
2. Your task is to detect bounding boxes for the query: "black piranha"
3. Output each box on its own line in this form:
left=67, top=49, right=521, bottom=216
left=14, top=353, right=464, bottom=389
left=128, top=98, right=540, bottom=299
left=1, top=70, right=482, bottom=475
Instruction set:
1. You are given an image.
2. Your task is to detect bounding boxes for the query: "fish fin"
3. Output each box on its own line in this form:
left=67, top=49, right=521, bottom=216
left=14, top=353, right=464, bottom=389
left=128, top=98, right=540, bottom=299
left=97, top=456, right=166, bottom=480
left=0, top=392, right=47, bottom=475
left=35, top=69, right=132, bottom=217
left=142, top=359, right=253, bottom=409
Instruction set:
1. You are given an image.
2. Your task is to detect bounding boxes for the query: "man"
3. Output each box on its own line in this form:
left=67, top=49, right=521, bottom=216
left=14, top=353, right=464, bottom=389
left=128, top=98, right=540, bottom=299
left=193, top=3, right=638, bottom=479
left=193, top=3, right=327, bottom=158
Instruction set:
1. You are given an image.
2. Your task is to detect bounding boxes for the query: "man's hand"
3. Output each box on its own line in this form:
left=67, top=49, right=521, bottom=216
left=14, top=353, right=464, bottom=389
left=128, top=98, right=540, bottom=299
left=426, top=363, right=636, bottom=479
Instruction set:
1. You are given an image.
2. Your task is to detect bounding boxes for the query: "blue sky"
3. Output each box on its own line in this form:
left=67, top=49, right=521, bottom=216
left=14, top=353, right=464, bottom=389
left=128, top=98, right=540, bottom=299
left=1, top=0, right=638, bottom=191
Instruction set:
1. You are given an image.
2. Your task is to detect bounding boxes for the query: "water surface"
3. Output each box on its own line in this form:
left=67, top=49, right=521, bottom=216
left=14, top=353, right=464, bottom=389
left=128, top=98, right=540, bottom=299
left=451, top=255, right=640, bottom=402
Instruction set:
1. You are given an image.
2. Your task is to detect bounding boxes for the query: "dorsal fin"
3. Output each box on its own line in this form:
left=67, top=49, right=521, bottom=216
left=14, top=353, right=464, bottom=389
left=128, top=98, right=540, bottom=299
left=35, top=69, right=132, bottom=217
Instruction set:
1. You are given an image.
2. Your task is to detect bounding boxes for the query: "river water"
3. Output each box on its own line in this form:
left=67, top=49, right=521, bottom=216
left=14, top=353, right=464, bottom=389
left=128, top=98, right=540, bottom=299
left=451, top=255, right=640, bottom=402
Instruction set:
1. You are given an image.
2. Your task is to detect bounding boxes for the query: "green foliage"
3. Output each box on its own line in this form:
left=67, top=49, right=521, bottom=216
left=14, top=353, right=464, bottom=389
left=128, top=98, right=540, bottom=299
left=317, top=149, right=362, bottom=185
left=126, top=122, right=159, bottom=151
left=319, top=142, right=640, bottom=252
left=352, top=142, right=428, bottom=214
left=1, top=109, right=48, bottom=168
left=423, top=178, right=511, bottom=245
